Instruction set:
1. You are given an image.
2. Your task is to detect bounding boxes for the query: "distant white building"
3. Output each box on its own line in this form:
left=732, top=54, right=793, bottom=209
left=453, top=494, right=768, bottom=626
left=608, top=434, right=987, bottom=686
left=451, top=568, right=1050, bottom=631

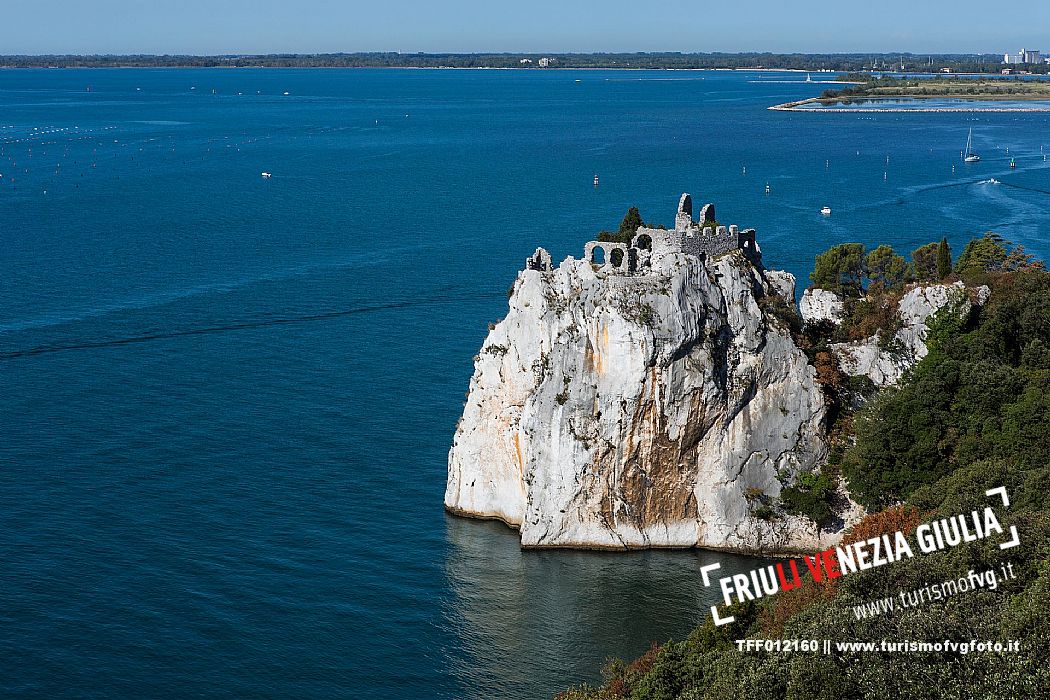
left=1004, top=48, right=1041, bottom=64
left=538, top=57, right=551, bottom=68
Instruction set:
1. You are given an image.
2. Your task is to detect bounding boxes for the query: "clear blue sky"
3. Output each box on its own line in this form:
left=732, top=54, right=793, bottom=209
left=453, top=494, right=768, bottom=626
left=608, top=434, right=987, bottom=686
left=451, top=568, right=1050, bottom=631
left=2, top=0, right=1047, bottom=55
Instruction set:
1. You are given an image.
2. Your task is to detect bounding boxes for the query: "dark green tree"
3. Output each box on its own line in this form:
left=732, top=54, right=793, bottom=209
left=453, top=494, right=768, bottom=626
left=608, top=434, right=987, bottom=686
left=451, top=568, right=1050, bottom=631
left=597, top=207, right=646, bottom=244
left=619, top=206, right=643, bottom=236
left=955, top=232, right=1007, bottom=276
left=810, top=243, right=866, bottom=296
left=912, top=242, right=940, bottom=282
left=866, top=244, right=909, bottom=289
left=936, top=237, right=952, bottom=279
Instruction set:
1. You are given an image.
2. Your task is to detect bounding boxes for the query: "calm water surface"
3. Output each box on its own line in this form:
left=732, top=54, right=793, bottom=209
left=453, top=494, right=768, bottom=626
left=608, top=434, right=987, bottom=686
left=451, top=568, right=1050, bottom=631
left=2, top=68, right=1048, bottom=699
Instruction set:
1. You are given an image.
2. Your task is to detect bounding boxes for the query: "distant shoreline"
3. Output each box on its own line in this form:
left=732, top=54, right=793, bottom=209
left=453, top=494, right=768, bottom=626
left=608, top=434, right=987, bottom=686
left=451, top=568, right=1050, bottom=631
left=772, top=87, right=1050, bottom=112
left=0, top=52, right=1043, bottom=74
left=0, top=65, right=823, bottom=72
left=770, top=96, right=1050, bottom=112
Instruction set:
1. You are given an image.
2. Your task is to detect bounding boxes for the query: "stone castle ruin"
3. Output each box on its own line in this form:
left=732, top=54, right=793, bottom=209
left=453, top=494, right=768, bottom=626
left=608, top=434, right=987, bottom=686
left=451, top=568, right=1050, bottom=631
left=525, top=193, right=761, bottom=274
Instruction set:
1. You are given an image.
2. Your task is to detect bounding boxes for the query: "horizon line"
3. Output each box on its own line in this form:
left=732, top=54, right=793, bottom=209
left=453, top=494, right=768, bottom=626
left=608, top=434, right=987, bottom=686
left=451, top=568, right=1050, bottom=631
left=0, top=50, right=1021, bottom=58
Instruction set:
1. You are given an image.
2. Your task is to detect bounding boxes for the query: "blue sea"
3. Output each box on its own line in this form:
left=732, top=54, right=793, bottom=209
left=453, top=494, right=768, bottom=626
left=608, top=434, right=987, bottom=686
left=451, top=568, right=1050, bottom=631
left=2, top=68, right=1048, bottom=700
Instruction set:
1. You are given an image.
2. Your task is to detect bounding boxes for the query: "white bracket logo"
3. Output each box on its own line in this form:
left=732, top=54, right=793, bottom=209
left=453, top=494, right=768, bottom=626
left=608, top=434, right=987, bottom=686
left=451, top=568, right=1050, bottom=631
left=701, top=562, right=734, bottom=626
left=986, top=486, right=1020, bottom=549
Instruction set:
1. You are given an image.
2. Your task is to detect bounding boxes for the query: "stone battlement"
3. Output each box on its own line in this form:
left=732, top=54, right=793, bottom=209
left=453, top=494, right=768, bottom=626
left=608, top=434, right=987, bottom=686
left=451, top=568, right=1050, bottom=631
left=524, top=193, right=762, bottom=275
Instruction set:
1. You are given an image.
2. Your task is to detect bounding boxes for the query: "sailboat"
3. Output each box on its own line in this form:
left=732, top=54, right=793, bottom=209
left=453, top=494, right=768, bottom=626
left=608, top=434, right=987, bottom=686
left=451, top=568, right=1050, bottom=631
left=964, top=128, right=981, bottom=163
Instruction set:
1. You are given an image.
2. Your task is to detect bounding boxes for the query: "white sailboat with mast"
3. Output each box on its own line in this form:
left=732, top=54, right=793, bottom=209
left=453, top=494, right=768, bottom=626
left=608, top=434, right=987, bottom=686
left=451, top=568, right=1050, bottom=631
left=964, top=127, right=981, bottom=163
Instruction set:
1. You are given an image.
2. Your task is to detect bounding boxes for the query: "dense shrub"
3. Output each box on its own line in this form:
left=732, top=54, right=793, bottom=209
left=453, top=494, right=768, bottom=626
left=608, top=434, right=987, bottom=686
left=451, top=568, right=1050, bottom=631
left=779, top=471, right=836, bottom=525
left=842, top=268, right=1050, bottom=509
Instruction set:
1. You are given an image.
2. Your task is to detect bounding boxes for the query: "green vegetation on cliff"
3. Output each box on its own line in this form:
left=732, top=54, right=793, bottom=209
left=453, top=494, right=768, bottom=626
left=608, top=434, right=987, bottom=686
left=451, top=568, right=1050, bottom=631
left=843, top=266, right=1050, bottom=509
left=597, top=207, right=667, bottom=244
left=597, top=207, right=646, bottom=244
left=558, top=232, right=1050, bottom=700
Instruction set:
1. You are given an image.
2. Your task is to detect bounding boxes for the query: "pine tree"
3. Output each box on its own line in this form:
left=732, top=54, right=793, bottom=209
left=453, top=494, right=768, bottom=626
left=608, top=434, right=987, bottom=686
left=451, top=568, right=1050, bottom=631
left=911, top=242, right=939, bottom=282
left=811, top=243, right=866, bottom=296
left=866, top=244, right=909, bottom=289
left=619, top=206, right=643, bottom=236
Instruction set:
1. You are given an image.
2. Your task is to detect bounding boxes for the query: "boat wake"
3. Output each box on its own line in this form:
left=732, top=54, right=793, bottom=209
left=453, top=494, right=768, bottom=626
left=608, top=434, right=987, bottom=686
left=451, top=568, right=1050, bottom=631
left=0, top=291, right=506, bottom=361
left=998, top=181, right=1050, bottom=196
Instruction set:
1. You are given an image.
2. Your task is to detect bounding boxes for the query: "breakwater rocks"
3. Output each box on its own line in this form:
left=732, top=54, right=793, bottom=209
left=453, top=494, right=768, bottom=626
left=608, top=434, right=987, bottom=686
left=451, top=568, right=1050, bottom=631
left=446, top=195, right=848, bottom=553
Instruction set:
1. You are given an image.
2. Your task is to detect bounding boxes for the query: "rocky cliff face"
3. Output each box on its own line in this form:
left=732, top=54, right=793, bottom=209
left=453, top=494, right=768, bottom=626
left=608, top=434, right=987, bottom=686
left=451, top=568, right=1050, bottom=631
left=446, top=250, right=836, bottom=552
left=799, top=288, right=845, bottom=326
left=802, top=282, right=991, bottom=388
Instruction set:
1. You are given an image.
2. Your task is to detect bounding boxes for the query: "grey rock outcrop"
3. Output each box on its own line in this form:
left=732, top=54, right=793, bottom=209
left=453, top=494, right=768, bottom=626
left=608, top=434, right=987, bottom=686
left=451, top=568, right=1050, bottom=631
left=765, top=269, right=797, bottom=301
left=832, top=281, right=989, bottom=387
left=832, top=336, right=909, bottom=387
left=800, top=288, right=845, bottom=326
left=446, top=248, right=838, bottom=553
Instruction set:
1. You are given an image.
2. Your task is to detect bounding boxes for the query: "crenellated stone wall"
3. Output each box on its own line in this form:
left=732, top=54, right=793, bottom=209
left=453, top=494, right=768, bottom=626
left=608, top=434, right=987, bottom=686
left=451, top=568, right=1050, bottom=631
left=531, top=193, right=763, bottom=278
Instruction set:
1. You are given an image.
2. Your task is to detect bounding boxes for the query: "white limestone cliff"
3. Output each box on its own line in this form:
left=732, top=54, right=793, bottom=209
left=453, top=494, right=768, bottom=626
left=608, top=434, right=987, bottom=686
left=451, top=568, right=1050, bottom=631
left=446, top=251, right=840, bottom=553
left=799, top=287, right=845, bottom=326
left=765, top=269, right=797, bottom=301
left=832, top=281, right=990, bottom=387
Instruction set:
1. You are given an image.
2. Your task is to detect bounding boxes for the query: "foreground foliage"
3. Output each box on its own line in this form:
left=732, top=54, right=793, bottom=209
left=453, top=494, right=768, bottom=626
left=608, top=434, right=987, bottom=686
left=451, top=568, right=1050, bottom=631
left=843, top=257, right=1050, bottom=509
